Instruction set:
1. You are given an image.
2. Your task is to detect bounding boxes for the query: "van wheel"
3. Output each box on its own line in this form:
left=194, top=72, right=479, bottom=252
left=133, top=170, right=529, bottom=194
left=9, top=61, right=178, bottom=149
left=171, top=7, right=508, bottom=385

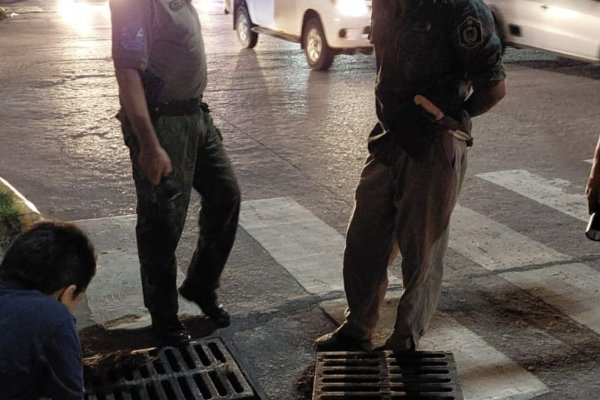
left=303, top=16, right=334, bottom=71
left=236, top=5, right=258, bottom=49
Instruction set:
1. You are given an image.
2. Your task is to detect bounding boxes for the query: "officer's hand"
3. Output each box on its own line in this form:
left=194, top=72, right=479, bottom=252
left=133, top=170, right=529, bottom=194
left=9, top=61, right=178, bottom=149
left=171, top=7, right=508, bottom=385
left=414, top=95, right=445, bottom=120
left=137, top=145, right=173, bottom=186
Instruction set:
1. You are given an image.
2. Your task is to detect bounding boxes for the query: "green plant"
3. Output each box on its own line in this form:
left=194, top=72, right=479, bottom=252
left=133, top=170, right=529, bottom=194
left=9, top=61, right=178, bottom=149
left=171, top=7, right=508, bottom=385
left=0, top=190, right=21, bottom=248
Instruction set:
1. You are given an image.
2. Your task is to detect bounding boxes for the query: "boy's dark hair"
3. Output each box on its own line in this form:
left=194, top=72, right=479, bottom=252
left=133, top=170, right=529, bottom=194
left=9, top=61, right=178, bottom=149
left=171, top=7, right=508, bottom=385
left=0, top=221, right=96, bottom=295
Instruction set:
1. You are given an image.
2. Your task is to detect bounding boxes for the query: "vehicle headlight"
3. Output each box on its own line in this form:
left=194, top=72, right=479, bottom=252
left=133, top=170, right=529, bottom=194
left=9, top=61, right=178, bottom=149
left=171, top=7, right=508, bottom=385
left=332, top=0, right=369, bottom=17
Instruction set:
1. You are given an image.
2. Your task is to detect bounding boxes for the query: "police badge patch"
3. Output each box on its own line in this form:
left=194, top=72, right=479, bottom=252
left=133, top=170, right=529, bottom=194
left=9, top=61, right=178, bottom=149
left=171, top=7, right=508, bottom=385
left=457, top=16, right=483, bottom=49
left=169, top=0, right=185, bottom=11
left=119, top=25, right=145, bottom=52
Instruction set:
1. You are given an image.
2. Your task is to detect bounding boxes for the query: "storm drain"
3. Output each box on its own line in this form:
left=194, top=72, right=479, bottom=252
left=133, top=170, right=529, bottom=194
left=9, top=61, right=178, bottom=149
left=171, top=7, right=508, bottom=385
left=313, top=351, right=463, bottom=400
left=85, top=338, right=257, bottom=400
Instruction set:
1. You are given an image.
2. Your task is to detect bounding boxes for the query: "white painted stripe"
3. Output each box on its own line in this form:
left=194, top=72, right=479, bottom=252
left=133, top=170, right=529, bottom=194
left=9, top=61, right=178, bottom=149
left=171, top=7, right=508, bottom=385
left=501, top=263, right=600, bottom=336
left=421, top=313, right=548, bottom=400
left=239, top=197, right=400, bottom=297
left=449, top=205, right=570, bottom=271
left=76, top=215, right=197, bottom=330
left=477, top=169, right=587, bottom=222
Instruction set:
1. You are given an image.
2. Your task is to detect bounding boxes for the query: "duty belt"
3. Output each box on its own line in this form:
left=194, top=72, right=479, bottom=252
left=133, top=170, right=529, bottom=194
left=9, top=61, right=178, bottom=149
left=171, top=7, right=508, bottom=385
left=150, top=98, right=206, bottom=116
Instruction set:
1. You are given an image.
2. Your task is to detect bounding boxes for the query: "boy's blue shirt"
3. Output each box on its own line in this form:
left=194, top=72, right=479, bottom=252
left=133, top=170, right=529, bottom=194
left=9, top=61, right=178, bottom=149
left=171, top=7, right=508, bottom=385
left=0, top=280, right=83, bottom=400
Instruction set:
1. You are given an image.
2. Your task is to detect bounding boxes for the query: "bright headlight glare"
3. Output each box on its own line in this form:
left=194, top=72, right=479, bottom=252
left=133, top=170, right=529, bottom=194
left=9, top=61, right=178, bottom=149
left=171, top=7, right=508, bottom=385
left=333, top=0, right=369, bottom=17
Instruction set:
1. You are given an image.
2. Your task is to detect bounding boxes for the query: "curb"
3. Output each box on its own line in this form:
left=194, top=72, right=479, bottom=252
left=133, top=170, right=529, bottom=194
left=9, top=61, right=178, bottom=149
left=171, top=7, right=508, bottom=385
left=0, top=177, right=42, bottom=243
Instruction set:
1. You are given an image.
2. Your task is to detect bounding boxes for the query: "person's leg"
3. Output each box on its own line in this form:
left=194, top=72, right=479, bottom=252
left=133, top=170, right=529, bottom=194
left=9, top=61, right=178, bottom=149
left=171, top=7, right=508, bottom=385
left=122, top=115, right=199, bottom=345
left=386, top=134, right=467, bottom=350
left=179, top=105, right=241, bottom=326
left=316, top=155, right=397, bottom=350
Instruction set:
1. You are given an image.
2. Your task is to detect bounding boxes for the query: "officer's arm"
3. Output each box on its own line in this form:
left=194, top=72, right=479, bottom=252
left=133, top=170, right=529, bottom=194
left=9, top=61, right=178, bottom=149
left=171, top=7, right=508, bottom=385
left=464, top=80, right=505, bottom=117
left=115, top=67, right=172, bottom=185
left=115, top=68, right=160, bottom=154
left=452, top=2, right=506, bottom=117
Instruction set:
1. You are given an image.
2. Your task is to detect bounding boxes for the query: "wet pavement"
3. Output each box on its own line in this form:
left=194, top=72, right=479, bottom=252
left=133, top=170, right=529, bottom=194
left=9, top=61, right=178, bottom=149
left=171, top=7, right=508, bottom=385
left=2, top=0, right=600, bottom=399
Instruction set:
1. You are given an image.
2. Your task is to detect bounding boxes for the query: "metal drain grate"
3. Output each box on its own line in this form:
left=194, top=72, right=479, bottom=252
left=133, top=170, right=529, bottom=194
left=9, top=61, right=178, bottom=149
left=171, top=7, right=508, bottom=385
left=313, top=351, right=463, bottom=400
left=85, top=338, right=257, bottom=400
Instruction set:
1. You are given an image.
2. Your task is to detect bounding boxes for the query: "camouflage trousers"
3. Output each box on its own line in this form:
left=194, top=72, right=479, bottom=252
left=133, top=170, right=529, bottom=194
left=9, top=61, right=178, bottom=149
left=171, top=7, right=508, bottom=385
left=337, top=133, right=467, bottom=349
left=120, top=105, right=241, bottom=322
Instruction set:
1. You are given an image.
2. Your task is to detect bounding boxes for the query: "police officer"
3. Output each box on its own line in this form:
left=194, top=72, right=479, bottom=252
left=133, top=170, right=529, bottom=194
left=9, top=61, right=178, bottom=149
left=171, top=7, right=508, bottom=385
left=316, top=0, right=506, bottom=351
left=110, top=0, right=241, bottom=346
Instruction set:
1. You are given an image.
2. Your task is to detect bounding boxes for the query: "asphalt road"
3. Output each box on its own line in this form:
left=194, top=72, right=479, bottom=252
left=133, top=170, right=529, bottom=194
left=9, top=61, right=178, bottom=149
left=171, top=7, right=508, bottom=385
left=1, top=1, right=600, bottom=399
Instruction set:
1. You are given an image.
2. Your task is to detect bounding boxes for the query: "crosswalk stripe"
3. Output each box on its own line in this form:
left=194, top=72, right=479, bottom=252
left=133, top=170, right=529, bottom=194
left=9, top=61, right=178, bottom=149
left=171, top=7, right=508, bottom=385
left=242, top=197, right=550, bottom=399
left=501, top=263, right=600, bottom=336
left=449, top=204, right=570, bottom=271
left=239, top=197, right=402, bottom=297
left=239, top=197, right=346, bottom=296
left=422, top=312, right=548, bottom=400
left=477, top=169, right=587, bottom=222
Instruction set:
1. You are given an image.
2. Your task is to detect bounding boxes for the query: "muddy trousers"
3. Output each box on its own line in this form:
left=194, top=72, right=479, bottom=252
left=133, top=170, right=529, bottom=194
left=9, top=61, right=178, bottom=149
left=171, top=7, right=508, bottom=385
left=121, top=108, right=241, bottom=323
left=337, top=134, right=467, bottom=349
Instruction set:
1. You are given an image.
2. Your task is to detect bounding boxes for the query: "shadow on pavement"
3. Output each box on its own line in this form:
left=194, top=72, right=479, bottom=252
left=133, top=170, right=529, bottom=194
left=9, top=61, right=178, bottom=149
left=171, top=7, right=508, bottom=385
left=294, top=363, right=315, bottom=400
left=80, top=314, right=218, bottom=357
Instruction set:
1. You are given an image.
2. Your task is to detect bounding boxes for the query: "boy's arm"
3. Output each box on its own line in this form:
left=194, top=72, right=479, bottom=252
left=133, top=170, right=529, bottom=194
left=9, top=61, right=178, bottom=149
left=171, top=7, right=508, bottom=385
left=38, top=320, right=84, bottom=400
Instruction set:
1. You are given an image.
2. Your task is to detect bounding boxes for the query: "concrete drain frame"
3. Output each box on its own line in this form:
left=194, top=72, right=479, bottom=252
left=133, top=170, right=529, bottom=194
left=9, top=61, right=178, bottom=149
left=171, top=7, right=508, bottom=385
left=85, top=338, right=258, bottom=400
left=313, top=351, right=463, bottom=400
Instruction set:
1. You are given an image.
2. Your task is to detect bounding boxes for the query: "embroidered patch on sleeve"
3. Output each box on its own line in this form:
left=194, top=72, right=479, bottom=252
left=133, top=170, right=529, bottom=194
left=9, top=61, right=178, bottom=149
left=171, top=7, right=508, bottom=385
left=457, top=16, right=483, bottom=49
left=169, top=0, right=185, bottom=11
left=119, top=24, right=145, bottom=52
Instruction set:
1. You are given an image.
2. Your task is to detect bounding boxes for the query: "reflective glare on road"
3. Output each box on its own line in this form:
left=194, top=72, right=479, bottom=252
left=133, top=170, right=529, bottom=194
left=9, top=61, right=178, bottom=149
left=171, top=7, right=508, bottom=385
left=57, top=0, right=110, bottom=36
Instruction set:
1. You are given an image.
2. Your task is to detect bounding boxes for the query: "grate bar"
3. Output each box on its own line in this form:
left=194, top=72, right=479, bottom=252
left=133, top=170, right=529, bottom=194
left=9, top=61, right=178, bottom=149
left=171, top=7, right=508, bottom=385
left=313, top=351, right=463, bottom=400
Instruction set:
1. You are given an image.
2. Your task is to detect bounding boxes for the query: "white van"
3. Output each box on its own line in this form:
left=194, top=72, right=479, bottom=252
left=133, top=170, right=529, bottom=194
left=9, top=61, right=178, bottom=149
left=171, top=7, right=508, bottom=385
left=485, top=0, right=600, bottom=62
left=227, top=0, right=373, bottom=70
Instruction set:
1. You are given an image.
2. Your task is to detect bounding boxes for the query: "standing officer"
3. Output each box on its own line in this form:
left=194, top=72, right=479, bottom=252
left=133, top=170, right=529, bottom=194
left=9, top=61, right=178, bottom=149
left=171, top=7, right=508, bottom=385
left=316, top=0, right=506, bottom=351
left=110, top=0, right=241, bottom=346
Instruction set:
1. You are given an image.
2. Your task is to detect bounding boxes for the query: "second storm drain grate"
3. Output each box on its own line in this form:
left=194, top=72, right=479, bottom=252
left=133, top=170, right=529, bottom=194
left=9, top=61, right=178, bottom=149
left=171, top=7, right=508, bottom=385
left=313, top=351, right=463, bottom=400
left=85, top=337, right=257, bottom=400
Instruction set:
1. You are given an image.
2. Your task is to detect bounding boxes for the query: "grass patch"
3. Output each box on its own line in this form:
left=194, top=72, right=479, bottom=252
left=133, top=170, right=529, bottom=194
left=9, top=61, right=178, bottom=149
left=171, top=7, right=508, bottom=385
left=0, top=189, right=21, bottom=250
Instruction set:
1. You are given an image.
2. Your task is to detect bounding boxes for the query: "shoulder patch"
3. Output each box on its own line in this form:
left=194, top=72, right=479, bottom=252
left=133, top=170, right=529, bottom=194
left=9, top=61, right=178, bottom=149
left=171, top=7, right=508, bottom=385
left=457, top=16, right=483, bottom=49
left=169, top=0, right=185, bottom=11
left=119, top=25, right=145, bottom=52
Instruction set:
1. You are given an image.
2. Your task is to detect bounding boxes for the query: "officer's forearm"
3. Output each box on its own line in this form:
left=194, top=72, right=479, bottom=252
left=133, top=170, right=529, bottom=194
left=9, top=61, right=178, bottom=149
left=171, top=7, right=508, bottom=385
left=115, top=67, right=161, bottom=151
left=465, top=80, right=506, bottom=117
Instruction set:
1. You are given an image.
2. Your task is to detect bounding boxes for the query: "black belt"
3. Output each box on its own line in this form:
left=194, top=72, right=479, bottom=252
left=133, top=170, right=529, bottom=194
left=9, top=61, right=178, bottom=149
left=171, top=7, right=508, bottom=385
left=150, top=98, right=206, bottom=116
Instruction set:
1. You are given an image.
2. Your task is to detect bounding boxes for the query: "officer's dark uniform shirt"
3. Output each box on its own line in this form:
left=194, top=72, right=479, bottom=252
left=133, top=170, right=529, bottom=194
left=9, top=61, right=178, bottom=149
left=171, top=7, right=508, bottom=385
left=369, top=0, right=505, bottom=161
left=0, top=280, right=83, bottom=400
left=110, top=0, right=207, bottom=101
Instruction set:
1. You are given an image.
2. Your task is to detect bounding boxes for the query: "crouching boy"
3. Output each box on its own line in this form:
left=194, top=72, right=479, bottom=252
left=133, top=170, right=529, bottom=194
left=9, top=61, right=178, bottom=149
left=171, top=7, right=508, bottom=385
left=0, top=221, right=97, bottom=400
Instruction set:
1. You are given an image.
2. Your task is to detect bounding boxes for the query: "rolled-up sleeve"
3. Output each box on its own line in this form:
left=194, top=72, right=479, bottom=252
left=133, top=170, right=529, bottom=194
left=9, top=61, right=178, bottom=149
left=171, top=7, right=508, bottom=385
left=109, top=0, right=148, bottom=70
left=451, top=0, right=505, bottom=88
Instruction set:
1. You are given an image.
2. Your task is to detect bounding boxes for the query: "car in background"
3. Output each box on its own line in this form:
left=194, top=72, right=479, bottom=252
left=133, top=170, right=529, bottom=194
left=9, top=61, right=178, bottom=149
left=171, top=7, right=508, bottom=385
left=228, top=0, right=373, bottom=70
left=485, top=0, right=600, bottom=62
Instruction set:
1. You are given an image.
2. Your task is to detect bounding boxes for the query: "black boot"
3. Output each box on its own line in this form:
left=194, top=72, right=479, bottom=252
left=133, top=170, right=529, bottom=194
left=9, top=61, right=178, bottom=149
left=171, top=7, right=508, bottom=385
left=178, top=286, right=231, bottom=327
left=151, top=316, right=191, bottom=347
